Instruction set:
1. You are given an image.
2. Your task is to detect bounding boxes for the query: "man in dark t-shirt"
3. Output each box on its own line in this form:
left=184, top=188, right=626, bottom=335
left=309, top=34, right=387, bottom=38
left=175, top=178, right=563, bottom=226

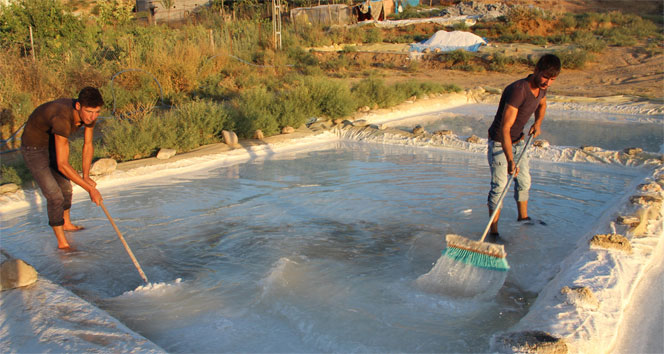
left=486, top=54, right=561, bottom=237
left=21, top=87, right=104, bottom=249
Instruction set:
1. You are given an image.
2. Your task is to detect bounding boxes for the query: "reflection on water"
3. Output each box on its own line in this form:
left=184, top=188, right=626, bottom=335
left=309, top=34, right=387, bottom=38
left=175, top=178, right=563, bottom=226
left=397, top=104, right=663, bottom=152
left=0, top=141, right=641, bottom=353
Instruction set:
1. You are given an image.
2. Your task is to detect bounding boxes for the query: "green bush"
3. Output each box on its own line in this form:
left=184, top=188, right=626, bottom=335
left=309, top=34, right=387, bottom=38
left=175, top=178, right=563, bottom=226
left=488, top=51, right=516, bottom=72
left=351, top=76, right=400, bottom=109
left=391, top=80, right=428, bottom=100
left=169, top=100, right=231, bottom=151
left=439, top=49, right=472, bottom=65
left=600, top=28, right=638, bottom=46
left=194, top=73, right=233, bottom=101
left=100, top=100, right=230, bottom=160
left=231, top=86, right=280, bottom=137
left=555, top=48, right=591, bottom=69
left=97, top=0, right=134, bottom=26
left=275, top=86, right=311, bottom=129
left=365, top=27, right=383, bottom=43
left=0, top=0, right=92, bottom=58
left=572, top=31, right=606, bottom=52
left=101, top=114, right=164, bottom=161
left=287, top=46, right=319, bottom=68
left=321, top=53, right=353, bottom=73
left=0, top=163, right=30, bottom=186
left=300, top=76, right=356, bottom=118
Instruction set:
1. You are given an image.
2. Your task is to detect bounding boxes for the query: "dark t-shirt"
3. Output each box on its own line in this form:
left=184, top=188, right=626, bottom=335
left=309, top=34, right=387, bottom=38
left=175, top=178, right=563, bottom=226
left=21, top=98, right=83, bottom=148
left=488, top=74, right=546, bottom=143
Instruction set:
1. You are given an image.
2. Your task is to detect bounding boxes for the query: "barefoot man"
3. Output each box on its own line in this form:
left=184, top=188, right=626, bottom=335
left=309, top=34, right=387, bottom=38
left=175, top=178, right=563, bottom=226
left=487, top=54, right=561, bottom=237
left=21, top=87, right=104, bottom=249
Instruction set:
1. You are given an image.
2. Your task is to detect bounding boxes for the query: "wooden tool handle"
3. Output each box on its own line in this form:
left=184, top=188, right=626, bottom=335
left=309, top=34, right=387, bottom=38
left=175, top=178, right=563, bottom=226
left=101, top=203, right=149, bottom=283
left=479, top=134, right=534, bottom=243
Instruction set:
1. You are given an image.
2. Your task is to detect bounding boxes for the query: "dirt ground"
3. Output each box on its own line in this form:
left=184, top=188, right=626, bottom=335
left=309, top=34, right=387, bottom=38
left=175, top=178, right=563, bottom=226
left=410, top=46, right=663, bottom=99
left=316, top=0, right=663, bottom=100
left=314, top=43, right=663, bottom=99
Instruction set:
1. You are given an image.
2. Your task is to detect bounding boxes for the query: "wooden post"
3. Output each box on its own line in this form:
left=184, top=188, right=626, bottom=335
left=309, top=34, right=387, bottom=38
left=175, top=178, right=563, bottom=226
left=29, top=25, right=36, bottom=62
left=209, top=29, right=214, bottom=48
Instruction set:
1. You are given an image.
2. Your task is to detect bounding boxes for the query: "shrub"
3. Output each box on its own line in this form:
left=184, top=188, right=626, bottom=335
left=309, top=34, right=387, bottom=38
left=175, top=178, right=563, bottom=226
left=439, top=49, right=472, bottom=65
left=351, top=76, right=400, bottom=108
left=303, top=76, right=356, bottom=118
left=287, top=46, right=319, bottom=68
left=100, top=99, right=231, bottom=160
left=572, top=31, right=606, bottom=52
left=488, top=51, right=515, bottom=72
left=231, top=86, right=280, bottom=137
left=0, top=0, right=91, bottom=58
left=101, top=106, right=164, bottom=161
left=555, top=48, right=591, bottom=69
left=0, top=163, right=30, bottom=186
left=97, top=0, right=134, bottom=26
left=365, top=27, right=383, bottom=43
left=392, top=80, right=450, bottom=100
left=169, top=100, right=231, bottom=151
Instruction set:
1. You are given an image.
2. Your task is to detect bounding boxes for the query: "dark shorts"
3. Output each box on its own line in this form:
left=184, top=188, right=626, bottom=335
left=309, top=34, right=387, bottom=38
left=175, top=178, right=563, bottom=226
left=21, top=146, right=72, bottom=227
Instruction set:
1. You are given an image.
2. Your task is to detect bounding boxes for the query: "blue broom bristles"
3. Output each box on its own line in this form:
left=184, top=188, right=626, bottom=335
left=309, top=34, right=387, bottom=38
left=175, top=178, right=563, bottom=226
left=443, top=245, right=510, bottom=272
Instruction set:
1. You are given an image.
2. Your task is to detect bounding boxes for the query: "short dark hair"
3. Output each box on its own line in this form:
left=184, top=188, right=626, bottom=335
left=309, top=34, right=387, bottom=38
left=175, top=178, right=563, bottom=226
left=535, top=54, right=561, bottom=77
left=77, top=87, right=104, bottom=108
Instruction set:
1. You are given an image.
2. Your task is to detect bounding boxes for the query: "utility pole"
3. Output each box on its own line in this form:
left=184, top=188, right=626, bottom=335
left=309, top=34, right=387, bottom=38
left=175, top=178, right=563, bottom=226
left=272, top=0, right=282, bottom=50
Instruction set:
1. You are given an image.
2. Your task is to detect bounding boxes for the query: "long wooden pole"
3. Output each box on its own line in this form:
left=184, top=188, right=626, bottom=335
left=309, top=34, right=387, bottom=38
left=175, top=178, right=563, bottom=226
left=29, top=25, right=36, bottom=62
left=101, top=203, right=149, bottom=283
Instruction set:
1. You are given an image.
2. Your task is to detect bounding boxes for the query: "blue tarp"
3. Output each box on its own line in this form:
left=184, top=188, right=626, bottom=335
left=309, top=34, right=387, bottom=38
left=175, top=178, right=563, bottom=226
left=394, top=0, right=419, bottom=13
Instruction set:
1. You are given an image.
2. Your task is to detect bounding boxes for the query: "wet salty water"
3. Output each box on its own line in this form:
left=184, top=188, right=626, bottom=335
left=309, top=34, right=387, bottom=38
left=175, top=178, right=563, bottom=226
left=398, top=104, right=664, bottom=153
left=0, top=141, right=643, bottom=353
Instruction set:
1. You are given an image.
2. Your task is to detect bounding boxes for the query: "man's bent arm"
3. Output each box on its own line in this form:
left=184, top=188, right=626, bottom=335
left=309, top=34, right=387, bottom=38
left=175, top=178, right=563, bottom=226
left=530, top=97, right=547, bottom=137
left=81, top=125, right=96, bottom=187
left=54, top=135, right=102, bottom=205
left=500, top=104, right=519, bottom=175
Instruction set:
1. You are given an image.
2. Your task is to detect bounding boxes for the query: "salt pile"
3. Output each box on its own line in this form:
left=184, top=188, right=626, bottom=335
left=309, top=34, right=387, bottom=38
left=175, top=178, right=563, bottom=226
left=410, top=30, right=487, bottom=52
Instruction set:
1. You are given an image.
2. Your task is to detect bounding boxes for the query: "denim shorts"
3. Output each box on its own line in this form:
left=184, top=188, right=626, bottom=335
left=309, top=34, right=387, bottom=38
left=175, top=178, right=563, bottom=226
left=21, top=146, right=72, bottom=226
left=487, top=139, right=531, bottom=211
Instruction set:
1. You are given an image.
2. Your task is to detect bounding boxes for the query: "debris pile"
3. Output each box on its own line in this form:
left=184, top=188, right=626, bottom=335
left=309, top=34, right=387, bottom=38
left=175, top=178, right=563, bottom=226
left=439, top=1, right=511, bottom=20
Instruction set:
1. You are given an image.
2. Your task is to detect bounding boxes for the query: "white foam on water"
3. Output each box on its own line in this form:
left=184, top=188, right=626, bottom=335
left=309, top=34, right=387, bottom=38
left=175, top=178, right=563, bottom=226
left=259, top=257, right=306, bottom=298
left=118, top=278, right=184, bottom=298
left=416, top=254, right=508, bottom=299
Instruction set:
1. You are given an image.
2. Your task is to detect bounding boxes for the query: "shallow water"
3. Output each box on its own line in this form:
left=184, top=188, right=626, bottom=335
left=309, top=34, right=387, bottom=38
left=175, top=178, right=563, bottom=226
left=399, top=104, right=664, bottom=152
left=0, top=141, right=642, bottom=353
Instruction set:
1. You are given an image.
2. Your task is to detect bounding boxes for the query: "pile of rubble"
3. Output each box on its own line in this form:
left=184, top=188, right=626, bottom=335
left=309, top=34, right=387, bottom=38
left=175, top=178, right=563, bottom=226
left=439, top=1, right=511, bottom=20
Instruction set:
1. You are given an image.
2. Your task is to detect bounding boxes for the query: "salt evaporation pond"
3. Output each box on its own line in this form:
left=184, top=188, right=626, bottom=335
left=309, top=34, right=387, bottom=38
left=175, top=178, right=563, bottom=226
left=0, top=140, right=644, bottom=353
left=396, top=103, right=664, bottom=153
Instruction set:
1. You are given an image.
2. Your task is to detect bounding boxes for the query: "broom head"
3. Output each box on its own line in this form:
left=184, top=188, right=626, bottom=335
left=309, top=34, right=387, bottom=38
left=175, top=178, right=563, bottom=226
left=444, top=234, right=510, bottom=271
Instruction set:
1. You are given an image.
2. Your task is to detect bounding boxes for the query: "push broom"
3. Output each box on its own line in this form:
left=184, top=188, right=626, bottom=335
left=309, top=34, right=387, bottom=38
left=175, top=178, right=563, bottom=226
left=416, top=134, right=534, bottom=297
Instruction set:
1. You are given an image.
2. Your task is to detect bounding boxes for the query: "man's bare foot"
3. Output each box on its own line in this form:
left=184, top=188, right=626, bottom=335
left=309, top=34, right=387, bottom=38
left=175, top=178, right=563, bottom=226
left=63, top=224, right=85, bottom=231
left=57, top=243, right=73, bottom=250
